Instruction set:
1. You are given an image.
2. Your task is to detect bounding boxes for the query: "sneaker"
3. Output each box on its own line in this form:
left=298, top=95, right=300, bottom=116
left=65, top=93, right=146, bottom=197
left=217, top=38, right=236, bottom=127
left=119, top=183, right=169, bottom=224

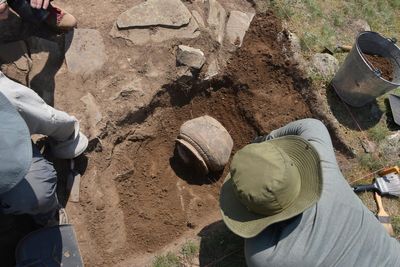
left=44, top=207, right=69, bottom=227
left=45, top=4, right=77, bottom=31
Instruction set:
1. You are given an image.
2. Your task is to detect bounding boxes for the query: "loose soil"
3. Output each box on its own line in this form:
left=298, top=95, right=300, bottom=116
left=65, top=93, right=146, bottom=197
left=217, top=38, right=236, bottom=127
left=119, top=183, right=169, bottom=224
left=72, top=12, right=311, bottom=266
left=362, top=53, right=393, bottom=81
left=0, top=4, right=325, bottom=267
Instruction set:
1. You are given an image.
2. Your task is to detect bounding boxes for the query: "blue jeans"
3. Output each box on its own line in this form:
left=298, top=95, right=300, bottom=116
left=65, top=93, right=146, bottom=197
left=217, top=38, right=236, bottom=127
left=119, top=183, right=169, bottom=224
left=7, top=0, right=49, bottom=24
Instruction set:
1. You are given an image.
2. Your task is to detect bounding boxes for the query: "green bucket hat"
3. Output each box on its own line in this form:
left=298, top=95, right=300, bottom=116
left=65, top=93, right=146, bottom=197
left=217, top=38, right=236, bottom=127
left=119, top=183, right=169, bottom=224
left=0, top=92, right=32, bottom=194
left=220, top=136, right=322, bottom=238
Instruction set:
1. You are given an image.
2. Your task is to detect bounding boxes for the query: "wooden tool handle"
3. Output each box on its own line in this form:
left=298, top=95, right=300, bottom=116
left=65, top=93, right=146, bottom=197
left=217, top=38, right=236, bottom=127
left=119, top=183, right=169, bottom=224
left=374, top=192, right=389, bottom=217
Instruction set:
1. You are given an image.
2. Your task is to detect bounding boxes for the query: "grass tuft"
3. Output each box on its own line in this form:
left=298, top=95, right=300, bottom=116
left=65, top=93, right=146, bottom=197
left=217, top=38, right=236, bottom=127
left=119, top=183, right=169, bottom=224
left=367, top=124, right=390, bottom=142
left=153, top=252, right=181, bottom=267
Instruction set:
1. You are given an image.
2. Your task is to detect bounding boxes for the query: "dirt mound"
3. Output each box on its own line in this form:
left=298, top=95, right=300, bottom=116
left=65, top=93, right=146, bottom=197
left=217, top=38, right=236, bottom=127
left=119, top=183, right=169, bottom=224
left=73, top=11, right=312, bottom=266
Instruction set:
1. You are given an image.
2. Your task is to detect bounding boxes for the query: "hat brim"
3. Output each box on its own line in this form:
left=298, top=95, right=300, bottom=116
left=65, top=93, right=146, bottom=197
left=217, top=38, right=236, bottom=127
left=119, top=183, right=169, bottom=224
left=220, top=136, right=322, bottom=238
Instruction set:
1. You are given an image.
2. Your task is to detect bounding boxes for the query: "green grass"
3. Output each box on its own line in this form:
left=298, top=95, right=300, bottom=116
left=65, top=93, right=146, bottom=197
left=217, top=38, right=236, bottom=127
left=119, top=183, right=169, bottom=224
left=180, top=240, right=199, bottom=265
left=367, top=123, right=390, bottom=142
left=358, top=154, right=385, bottom=171
left=392, top=216, right=400, bottom=238
left=152, top=240, right=199, bottom=267
left=153, top=252, right=181, bottom=267
left=268, top=0, right=400, bottom=55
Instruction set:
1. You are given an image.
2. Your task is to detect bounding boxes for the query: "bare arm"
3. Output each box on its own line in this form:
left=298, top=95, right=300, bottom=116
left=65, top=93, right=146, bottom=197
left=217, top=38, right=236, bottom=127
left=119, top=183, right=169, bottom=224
left=0, top=1, right=9, bottom=20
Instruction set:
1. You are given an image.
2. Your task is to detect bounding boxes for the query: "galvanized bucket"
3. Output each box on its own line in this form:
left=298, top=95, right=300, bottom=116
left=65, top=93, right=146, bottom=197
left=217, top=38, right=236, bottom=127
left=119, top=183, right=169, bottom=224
left=332, top=31, right=400, bottom=107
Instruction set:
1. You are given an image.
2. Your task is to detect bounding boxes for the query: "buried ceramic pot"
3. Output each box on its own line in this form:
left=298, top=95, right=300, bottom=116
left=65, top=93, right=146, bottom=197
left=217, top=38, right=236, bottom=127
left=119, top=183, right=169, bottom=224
left=176, top=115, right=233, bottom=174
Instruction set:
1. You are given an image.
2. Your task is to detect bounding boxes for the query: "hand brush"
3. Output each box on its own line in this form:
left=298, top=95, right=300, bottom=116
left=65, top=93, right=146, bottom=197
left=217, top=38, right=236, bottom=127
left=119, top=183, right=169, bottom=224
left=353, top=172, right=400, bottom=197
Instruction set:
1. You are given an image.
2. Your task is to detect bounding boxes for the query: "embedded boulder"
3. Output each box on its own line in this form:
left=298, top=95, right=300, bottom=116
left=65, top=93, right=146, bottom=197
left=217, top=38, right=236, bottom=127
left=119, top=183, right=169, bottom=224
left=116, top=0, right=192, bottom=29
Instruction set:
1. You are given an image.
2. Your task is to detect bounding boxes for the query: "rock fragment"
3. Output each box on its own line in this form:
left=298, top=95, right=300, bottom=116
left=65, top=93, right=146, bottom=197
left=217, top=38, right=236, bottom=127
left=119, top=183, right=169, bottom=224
left=116, top=0, right=192, bottom=29
left=207, top=0, right=227, bottom=44
left=205, top=58, right=219, bottom=80
left=225, top=11, right=254, bottom=48
left=191, top=10, right=205, bottom=28
left=310, top=53, right=339, bottom=79
left=65, top=29, right=106, bottom=75
left=176, top=45, right=206, bottom=69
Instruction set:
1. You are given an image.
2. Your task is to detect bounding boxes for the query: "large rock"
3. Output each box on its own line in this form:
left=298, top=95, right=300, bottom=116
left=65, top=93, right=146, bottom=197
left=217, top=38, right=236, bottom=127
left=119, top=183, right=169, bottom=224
left=65, top=29, right=106, bottom=75
left=207, top=0, right=226, bottom=44
left=116, top=0, right=192, bottom=29
left=225, top=11, right=254, bottom=49
left=348, top=19, right=371, bottom=37
left=176, top=45, right=205, bottom=69
left=310, top=53, right=339, bottom=79
left=110, top=17, right=199, bottom=45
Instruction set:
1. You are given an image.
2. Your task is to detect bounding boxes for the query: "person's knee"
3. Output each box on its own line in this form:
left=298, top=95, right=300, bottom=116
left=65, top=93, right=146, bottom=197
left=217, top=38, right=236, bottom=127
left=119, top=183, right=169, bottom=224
left=25, top=150, right=59, bottom=214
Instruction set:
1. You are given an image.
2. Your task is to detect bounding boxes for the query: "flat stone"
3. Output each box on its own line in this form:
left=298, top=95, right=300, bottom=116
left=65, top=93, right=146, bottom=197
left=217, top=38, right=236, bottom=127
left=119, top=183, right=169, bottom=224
left=116, top=0, right=192, bottom=29
left=191, top=10, right=205, bottom=28
left=65, top=29, right=106, bottom=75
left=225, top=11, right=254, bottom=48
left=110, top=17, right=199, bottom=45
left=177, top=45, right=205, bottom=69
left=207, top=0, right=227, bottom=44
left=310, top=53, right=339, bottom=79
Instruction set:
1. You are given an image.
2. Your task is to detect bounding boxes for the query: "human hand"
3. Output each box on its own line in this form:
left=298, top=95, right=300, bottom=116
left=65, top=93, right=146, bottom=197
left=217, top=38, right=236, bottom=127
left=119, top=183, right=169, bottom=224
left=0, top=2, right=9, bottom=20
left=30, top=0, right=50, bottom=9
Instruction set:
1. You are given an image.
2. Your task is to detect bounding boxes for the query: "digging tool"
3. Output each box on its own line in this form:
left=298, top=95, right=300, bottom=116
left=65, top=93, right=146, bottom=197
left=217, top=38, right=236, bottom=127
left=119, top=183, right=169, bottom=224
left=388, top=94, right=400, bottom=126
left=374, top=192, right=395, bottom=236
left=66, top=159, right=81, bottom=203
left=353, top=166, right=400, bottom=197
left=322, top=44, right=352, bottom=55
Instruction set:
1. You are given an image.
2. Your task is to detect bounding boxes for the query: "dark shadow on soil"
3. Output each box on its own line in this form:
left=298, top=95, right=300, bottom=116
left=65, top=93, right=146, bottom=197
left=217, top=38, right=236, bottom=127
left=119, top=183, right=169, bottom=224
left=169, top=146, right=224, bottom=185
left=198, top=221, right=246, bottom=267
left=326, top=84, right=382, bottom=130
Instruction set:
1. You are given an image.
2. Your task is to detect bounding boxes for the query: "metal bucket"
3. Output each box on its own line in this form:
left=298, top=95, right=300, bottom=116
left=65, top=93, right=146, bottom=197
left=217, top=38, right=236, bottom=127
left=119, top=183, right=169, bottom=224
left=331, top=31, right=400, bottom=107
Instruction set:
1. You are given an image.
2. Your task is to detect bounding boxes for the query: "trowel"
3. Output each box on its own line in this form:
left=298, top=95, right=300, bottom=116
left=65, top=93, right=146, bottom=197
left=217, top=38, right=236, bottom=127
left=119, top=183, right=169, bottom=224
left=322, top=44, right=352, bottom=55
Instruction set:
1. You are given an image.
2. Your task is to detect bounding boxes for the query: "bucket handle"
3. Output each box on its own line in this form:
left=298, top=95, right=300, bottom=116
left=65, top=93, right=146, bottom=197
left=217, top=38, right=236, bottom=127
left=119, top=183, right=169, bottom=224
left=387, top=37, right=397, bottom=44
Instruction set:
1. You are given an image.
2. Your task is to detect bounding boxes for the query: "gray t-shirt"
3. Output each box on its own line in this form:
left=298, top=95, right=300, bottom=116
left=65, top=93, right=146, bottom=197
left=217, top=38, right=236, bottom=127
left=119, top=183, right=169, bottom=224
left=245, top=119, right=400, bottom=267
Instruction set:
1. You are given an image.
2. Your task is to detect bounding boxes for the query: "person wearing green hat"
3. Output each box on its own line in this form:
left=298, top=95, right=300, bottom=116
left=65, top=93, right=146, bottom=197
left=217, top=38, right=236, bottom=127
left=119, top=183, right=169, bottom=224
left=0, top=72, right=88, bottom=225
left=220, top=118, right=400, bottom=266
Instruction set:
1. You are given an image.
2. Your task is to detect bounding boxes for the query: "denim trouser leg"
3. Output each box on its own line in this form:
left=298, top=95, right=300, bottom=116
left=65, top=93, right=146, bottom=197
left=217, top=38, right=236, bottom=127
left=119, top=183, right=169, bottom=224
left=0, top=144, right=58, bottom=225
left=0, top=71, right=77, bottom=141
